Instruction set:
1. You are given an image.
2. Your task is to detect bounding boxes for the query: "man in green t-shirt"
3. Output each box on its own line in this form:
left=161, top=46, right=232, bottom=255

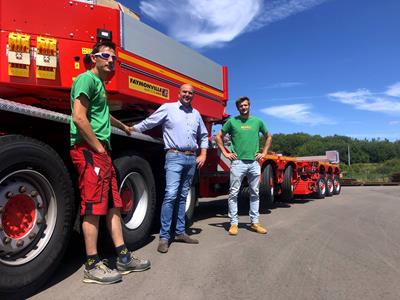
left=215, top=96, right=272, bottom=236
left=70, top=41, right=150, bottom=284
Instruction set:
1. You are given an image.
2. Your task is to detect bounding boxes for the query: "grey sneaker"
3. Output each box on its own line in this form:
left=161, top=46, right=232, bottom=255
left=116, top=253, right=151, bottom=275
left=83, top=260, right=122, bottom=285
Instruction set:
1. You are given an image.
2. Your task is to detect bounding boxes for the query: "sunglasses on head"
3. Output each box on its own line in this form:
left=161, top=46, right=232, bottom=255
left=93, top=52, right=117, bottom=61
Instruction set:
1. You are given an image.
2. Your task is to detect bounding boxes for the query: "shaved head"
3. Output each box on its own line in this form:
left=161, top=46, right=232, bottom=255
left=179, top=83, right=195, bottom=107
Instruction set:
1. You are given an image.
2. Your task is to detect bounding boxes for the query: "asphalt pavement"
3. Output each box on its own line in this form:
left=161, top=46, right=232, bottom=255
left=29, top=186, right=400, bottom=300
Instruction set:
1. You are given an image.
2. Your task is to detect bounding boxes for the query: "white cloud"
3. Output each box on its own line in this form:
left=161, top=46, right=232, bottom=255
left=386, top=82, right=400, bottom=97
left=249, top=0, right=328, bottom=31
left=328, top=86, right=400, bottom=115
left=139, top=0, right=328, bottom=48
left=262, top=82, right=303, bottom=89
left=260, top=103, right=335, bottom=125
left=389, top=120, right=400, bottom=125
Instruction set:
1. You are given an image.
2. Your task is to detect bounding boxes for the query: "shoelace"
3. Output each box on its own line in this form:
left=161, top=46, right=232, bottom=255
left=96, top=261, right=113, bottom=274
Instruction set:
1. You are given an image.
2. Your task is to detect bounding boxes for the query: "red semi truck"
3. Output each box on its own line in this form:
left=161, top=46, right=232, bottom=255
left=0, top=0, right=340, bottom=295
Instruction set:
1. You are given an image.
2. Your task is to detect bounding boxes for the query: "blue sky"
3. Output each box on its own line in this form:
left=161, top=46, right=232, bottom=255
left=119, top=0, right=400, bottom=141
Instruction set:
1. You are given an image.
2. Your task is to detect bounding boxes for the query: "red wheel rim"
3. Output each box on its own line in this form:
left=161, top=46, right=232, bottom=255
left=2, top=194, right=36, bottom=239
left=121, top=186, right=134, bottom=213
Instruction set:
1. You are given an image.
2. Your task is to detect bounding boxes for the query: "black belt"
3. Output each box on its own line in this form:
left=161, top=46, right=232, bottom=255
left=168, top=148, right=196, bottom=155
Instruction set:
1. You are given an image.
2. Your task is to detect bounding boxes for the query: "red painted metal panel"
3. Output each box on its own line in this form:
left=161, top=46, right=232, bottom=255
left=0, top=0, right=120, bottom=44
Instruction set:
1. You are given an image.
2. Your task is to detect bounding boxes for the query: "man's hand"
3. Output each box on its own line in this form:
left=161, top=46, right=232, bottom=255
left=196, top=148, right=207, bottom=169
left=196, top=154, right=206, bottom=169
left=224, top=151, right=237, bottom=161
left=110, top=114, right=133, bottom=136
left=122, top=124, right=133, bottom=136
left=96, top=143, right=107, bottom=154
left=215, top=130, right=236, bottom=161
left=255, top=152, right=266, bottom=161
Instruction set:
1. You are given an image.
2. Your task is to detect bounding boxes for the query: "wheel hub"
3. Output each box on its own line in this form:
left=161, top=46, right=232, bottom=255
left=121, top=186, right=134, bottom=213
left=0, top=170, right=57, bottom=266
left=319, top=181, right=326, bottom=194
left=2, top=194, right=36, bottom=239
left=334, top=179, right=340, bottom=189
left=119, top=172, right=148, bottom=230
left=328, top=180, right=334, bottom=192
left=269, top=177, right=274, bottom=196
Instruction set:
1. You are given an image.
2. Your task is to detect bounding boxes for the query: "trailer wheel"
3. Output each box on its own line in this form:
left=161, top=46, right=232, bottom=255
left=315, top=177, right=326, bottom=199
left=260, top=164, right=274, bottom=207
left=282, top=165, right=294, bottom=202
left=114, top=155, right=156, bottom=247
left=325, top=175, right=334, bottom=197
left=185, top=185, right=197, bottom=223
left=333, top=175, right=341, bottom=195
left=0, top=135, right=74, bottom=297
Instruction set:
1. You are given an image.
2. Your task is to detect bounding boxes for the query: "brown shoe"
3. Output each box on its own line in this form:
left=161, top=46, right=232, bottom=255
left=228, top=224, right=238, bottom=236
left=175, top=234, right=199, bottom=244
left=250, top=223, right=267, bottom=234
left=157, top=240, right=169, bottom=253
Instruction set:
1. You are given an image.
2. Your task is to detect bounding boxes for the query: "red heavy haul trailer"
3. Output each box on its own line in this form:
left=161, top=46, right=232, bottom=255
left=218, top=149, right=341, bottom=207
left=0, top=0, right=229, bottom=295
left=0, top=0, right=341, bottom=295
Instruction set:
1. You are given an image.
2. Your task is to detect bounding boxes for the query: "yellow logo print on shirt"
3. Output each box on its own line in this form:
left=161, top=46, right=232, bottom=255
left=240, top=125, right=252, bottom=130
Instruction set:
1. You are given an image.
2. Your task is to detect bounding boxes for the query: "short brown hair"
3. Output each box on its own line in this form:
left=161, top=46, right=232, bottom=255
left=235, top=96, right=250, bottom=109
left=91, top=41, right=116, bottom=54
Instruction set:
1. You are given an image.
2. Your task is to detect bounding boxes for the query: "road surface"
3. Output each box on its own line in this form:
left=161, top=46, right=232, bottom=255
left=29, top=186, right=400, bottom=300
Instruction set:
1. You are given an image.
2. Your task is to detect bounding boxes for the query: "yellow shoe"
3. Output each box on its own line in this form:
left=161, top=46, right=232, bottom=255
left=228, top=224, right=238, bottom=236
left=250, top=223, right=267, bottom=234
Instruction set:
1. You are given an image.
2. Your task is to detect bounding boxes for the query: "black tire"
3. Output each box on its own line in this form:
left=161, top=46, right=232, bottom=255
left=325, top=175, right=334, bottom=197
left=0, top=135, right=75, bottom=297
left=114, top=155, right=156, bottom=248
left=333, top=175, right=341, bottom=195
left=282, top=165, right=294, bottom=202
left=260, top=164, right=275, bottom=207
left=315, top=177, right=326, bottom=199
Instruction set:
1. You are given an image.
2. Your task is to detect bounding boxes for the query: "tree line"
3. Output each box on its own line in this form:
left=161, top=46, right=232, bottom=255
left=260, top=133, right=400, bottom=164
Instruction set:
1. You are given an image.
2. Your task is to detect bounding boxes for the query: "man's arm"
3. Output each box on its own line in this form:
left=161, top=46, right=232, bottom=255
left=132, top=104, right=167, bottom=133
left=196, top=116, right=208, bottom=168
left=72, top=94, right=105, bottom=154
left=256, top=132, right=272, bottom=160
left=214, top=131, right=237, bottom=161
left=110, top=114, right=132, bottom=135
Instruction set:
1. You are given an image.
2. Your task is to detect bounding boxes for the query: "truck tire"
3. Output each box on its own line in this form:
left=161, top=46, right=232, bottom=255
left=333, top=175, right=341, bottom=195
left=315, top=177, right=326, bottom=199
left=185, top=185, right=197, bottom=223
left=325, top=175, right=334, bottom=197
left=0, top=135, right=74, bottom=297
left=114, top=155, right=156, bottom=248
left=282, top=165, right=294, bottom=202
left=260, top=164, right=275, bottom=207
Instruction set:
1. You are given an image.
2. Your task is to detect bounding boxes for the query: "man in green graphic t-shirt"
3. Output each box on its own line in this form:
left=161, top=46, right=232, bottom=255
left=70, top=41, right=150, bottom=285
left=215, top=96, right=272, bottom=236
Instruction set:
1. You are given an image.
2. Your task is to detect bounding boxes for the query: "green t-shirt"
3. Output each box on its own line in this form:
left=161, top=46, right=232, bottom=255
left=221, top=116, right=267, bottom=160
left=70, top=71, right=111, bottom=149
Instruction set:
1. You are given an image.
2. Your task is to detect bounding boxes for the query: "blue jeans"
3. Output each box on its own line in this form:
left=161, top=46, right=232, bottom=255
left=160, top=152, right=196, bottom=240
left=228, top=160, right=261, bottom=225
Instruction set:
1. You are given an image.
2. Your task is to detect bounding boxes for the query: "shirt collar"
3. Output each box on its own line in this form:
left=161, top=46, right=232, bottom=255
left=177, top=100, right=193, bottom=112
